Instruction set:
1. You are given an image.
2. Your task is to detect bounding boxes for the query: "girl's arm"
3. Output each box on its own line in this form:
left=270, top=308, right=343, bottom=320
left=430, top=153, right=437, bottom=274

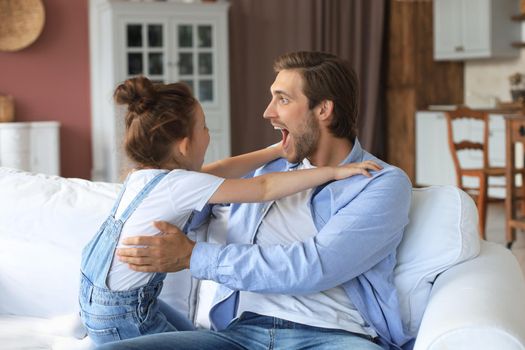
left=201, top=144, right=283, bottom=179
left=208, top=160, right=382, bottom=204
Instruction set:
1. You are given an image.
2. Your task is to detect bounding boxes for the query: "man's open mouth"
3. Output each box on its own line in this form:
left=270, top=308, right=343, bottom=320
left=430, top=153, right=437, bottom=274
left=274, top=126, right=290, bottom=150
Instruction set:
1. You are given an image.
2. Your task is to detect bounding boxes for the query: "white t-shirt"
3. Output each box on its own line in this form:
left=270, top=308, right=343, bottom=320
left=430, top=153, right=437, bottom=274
left=107, top=169, right=224, bottom=291
left=236, top=159, right=377, bottom=337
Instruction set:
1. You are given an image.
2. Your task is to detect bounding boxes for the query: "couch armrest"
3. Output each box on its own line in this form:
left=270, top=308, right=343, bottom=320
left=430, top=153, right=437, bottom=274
left=414, top=241, right=525, bottom=350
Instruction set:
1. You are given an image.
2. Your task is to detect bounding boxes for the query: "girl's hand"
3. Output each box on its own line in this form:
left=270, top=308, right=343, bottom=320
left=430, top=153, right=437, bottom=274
left=333, top=160, right=382, bottom=180
left=274, top=141, right=286, bottom=158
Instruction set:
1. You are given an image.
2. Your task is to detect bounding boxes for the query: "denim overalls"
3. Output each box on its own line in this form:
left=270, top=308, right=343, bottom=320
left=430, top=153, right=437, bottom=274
left=79, top=172, right=176, bottom=345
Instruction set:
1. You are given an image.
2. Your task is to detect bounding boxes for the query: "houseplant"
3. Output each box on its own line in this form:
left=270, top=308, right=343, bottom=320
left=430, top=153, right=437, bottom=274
left=509, top=72, right=525, bottom=103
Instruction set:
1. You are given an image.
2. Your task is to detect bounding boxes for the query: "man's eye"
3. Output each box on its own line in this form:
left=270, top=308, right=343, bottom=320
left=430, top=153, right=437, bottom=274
left=280, top=98, right=289, bottom=104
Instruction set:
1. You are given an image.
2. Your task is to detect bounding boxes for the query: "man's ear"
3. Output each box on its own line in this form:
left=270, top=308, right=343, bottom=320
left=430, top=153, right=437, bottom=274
left=177, top=137, right=191, bottom=157
left=316, top=100, right=334, bottom=121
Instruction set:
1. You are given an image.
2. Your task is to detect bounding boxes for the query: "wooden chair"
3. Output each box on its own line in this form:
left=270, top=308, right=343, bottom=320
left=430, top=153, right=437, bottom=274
left=505, top=115, right=525, bottom=248
left=445, top=107, right=505, bottom=240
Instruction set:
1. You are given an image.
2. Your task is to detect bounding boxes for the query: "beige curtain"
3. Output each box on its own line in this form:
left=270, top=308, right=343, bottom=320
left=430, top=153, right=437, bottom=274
left=229, top=0, right=386, bottom=157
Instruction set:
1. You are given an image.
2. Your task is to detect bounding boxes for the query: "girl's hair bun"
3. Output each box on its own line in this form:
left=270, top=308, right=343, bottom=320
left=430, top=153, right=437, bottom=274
left=115, top=76, right=197, bottom=169
left=114, top=76, right=157, bottom=114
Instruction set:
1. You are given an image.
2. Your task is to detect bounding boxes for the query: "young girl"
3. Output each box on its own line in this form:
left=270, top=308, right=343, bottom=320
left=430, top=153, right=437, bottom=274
left=79, top=76, right=380, bottom=345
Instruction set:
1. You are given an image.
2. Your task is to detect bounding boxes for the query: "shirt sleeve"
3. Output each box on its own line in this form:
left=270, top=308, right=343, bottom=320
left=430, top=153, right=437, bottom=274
left=168, top=170, right=225, bottom=213
left=189, top=171, right=412, bottom=294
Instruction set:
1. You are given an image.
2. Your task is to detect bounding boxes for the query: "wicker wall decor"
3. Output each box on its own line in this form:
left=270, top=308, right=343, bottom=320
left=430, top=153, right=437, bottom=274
left=0, top=0, right=45, bottom=52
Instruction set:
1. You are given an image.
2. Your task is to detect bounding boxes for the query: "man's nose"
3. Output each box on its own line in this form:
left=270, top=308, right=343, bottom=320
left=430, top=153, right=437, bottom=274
left=263, top=100, right=276, bottom=120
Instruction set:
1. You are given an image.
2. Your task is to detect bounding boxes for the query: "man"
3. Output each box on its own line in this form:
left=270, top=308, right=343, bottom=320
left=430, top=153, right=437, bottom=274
left=101, top=51, right=413, bottom=349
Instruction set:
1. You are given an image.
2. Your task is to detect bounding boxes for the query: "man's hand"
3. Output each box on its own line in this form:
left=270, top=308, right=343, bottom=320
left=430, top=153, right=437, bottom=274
left=116, top=221, right=196, bottom=273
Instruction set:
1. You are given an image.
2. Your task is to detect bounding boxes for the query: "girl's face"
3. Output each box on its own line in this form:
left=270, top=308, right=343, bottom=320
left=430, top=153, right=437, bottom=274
left=187, top=103, right=210, bottom=171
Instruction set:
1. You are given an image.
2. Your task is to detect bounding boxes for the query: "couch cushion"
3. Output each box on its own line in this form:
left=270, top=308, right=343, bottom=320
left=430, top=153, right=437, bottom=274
left=394, top=185, right=481, bottom=336
left=0, top=167, right=194, bottom=320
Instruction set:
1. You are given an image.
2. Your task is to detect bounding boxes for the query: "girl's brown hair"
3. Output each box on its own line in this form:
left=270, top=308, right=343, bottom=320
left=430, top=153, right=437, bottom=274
left=114, top=76, right=197, bottom=168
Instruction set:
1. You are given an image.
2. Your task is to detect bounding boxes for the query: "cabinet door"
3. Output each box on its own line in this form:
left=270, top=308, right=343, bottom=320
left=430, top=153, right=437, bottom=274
left=30, top=124, right=60, bottom=176
left=416, top=112, right=456, bottom=186
left=171, top=21, right=217, bottom=106
left=461, top=0, right=490, bottom=54
left=0, top=123, right=60, bottom=176
left=120, top=19, right=169, bottom=83
left=434, top=0, right=463, bottom=58
left=0, top=126, right=31, bottom=171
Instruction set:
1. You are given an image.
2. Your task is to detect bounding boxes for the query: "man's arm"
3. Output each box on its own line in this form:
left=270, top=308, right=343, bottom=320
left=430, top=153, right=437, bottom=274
left=117, top=221, right=195, bottom=272
left=118, top=171, right=411, bottom=294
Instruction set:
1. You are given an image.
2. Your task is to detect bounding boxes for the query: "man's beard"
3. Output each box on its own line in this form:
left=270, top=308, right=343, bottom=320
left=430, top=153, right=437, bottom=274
left=288, top=113, right=320, bottom=164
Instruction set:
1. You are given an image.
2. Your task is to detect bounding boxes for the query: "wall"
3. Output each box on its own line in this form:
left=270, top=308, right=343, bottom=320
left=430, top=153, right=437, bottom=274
left=0, top=0, right=91, bottom=179
left=386, top=0, right=464, bottom=182
left=465, top=23, right=525, bottom=107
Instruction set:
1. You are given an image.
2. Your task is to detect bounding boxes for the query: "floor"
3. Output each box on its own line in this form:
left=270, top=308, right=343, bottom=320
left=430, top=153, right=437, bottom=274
left=486, top=202, right=525, bottom=279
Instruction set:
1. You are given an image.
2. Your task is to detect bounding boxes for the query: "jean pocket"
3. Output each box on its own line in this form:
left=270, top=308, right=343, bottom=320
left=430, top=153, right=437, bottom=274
left=85, top=325, right=121, bottom=345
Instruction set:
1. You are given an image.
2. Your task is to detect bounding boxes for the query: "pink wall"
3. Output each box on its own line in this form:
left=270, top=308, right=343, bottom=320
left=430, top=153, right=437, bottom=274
left=0, top=0, right=91, bottom=179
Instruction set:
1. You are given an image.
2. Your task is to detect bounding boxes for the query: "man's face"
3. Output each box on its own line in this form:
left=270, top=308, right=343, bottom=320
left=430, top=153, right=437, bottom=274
left=263, top=69, right=320, bottom=164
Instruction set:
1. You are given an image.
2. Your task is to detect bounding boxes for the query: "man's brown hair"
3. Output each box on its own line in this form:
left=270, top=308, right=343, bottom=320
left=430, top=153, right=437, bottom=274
left=273, top=51, right=359, bottom=142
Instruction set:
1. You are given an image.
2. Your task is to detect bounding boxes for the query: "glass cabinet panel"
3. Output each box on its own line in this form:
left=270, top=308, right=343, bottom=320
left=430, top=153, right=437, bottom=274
left=148, top=53, right=163, bottom=75
left=178, top=53, right=193, bottom=75
left=198, top=25, right=212, bottom=48
left=199, top=80, right=213, bottom=102
left=148, top=25, right=163, bottom=47
left=198, top=53, right=212, bottom=75
left=127, top=24, right=142, bottom=47
left=178, top=25, right=193, bottom=48
left=128, top=53, right=143, bottom=75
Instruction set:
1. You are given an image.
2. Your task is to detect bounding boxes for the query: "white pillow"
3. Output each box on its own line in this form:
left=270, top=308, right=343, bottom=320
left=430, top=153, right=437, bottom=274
left=0, top=167, right=194, bottom=320
left=394, top=185, right=481, bottom=336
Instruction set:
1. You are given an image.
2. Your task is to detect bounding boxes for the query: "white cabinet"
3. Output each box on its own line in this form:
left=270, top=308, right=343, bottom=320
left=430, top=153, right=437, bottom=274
left=433, top=0, right=520, bottom=60
left=0, top=122, right=60, bottom=175
left=89, top=0, right=230, bottom=182
left=415, top=111, right=505, bottom=198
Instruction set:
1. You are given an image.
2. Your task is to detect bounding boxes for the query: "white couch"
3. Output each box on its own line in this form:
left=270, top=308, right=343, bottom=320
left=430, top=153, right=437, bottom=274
left=0, top=167, right=524, bottom=350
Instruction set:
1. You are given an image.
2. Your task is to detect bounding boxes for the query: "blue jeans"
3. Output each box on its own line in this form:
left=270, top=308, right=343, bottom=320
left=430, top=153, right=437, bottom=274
left=97, top=312, right=382, bottom=350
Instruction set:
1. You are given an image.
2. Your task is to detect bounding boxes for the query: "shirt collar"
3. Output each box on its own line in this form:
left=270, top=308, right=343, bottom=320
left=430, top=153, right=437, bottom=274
left=340, top=137, right=364, bottom=165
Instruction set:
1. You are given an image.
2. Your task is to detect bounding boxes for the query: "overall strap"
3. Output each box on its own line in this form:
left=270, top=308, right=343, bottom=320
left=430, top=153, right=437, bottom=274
left=109, top=173, right=133, bottom=217
left=119, top=171, right=168, bottom=222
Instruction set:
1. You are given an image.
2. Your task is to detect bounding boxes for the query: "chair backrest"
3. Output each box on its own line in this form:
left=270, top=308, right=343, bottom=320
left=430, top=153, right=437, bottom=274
left=445, top=107, right=490, bottom=185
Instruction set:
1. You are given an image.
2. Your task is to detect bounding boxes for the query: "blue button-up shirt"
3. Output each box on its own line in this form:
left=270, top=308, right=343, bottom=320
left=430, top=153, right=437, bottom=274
left=190, top=138, right=413, bottom=349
